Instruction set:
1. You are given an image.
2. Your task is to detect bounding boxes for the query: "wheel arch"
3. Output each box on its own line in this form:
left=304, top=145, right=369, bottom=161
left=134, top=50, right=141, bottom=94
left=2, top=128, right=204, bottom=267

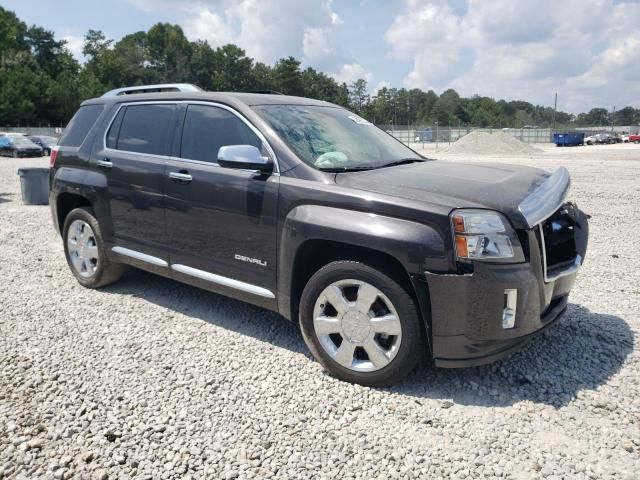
left=278, top=205, right=448, bottom=345
left=56, top=192, right=93, bottom=234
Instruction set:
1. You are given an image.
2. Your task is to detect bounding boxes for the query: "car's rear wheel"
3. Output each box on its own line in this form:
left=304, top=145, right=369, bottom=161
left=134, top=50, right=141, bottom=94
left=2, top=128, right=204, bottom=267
left=63, top=207, right=125, bottom=288
left=299, top=260, right=424, bottom=387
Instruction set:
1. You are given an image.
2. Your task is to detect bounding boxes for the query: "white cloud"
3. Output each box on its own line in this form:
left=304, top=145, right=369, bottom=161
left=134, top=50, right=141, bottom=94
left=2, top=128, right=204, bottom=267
left=385, top=0, right=640, bottom=112
left=62, top=35, right=84, bottom=61
left=330, top=63, right=373, bottom=85
left=131, top=0, right=344, bottom=68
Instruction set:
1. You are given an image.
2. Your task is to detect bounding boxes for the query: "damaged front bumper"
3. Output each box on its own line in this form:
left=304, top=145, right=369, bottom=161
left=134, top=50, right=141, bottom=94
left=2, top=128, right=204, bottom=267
left=424, top=207, right=589, bottom=368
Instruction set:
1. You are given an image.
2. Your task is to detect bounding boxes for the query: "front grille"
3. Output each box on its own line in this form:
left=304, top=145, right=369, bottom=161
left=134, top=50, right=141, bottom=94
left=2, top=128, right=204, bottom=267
left=538, top=204, right=580, bottom=282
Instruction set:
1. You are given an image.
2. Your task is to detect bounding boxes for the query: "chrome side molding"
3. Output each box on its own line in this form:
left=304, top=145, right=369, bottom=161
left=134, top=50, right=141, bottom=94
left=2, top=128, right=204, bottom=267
left=111, top=246, right=168, bottom=267
left=518, top=167, right=570, bottom=228
left=171, top=264, right=275, bottom=299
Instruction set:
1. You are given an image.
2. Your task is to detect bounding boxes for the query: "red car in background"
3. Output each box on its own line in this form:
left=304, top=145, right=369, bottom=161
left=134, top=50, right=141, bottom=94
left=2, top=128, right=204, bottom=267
left=629, top=134, right=640, bottom=144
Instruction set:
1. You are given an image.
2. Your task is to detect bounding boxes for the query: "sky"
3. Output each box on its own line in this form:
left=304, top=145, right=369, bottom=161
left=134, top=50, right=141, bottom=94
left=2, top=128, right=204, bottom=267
left=4, top=0, right=640, bottom=114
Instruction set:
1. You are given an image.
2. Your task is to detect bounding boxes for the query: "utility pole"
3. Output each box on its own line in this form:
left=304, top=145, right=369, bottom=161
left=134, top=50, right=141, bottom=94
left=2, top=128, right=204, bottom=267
left=612, top=105, right=616, bottom=133
left=552, top=92, right=557, bottom=134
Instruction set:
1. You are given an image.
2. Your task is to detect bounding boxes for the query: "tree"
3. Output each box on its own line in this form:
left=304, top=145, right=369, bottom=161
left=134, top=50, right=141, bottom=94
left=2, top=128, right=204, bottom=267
left=273, top=57, right=304, bottom=96
left=147, top=23, right=191, bottom=82
left=349, top=79, right=369, bottom=114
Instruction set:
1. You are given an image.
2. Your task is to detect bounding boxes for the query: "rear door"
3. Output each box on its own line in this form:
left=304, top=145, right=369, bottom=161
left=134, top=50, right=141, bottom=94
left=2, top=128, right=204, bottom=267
left=164, top=103, right=279, bottom=303
left=95, top=102, right=179, bottom=262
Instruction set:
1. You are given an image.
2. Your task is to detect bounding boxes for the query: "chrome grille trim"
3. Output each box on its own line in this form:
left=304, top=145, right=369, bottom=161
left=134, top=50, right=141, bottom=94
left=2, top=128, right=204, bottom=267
left=519, top=167, right=571, bottom=228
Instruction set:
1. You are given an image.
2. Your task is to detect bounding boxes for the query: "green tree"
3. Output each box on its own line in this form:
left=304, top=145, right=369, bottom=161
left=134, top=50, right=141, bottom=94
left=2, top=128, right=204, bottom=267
left=273, top=57, right=304, bottom=96
left=348, top=79, right=369, bottom=114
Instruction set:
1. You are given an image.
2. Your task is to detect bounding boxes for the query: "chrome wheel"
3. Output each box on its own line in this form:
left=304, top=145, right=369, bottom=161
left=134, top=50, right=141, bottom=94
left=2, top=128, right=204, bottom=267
left=67, top=220, right=99, bottom=278
left=313, top=279, right=402, bottom=372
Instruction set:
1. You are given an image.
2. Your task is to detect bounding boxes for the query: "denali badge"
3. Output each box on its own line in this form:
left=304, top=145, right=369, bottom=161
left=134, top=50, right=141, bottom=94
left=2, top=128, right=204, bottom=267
left=234, top=254, right=267, bottom=267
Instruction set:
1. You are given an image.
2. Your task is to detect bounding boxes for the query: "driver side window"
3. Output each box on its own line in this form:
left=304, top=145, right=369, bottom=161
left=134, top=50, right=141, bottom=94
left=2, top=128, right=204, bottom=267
left=180, top=105, right=262, bottom=163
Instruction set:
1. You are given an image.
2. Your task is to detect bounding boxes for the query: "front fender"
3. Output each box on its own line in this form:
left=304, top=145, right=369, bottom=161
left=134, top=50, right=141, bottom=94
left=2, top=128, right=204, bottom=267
left=278, top=204, right=449, bottom=321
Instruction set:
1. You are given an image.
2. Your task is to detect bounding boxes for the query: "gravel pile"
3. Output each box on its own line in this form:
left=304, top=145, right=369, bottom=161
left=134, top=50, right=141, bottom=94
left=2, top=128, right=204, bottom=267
left=1, top=148, right=640, bottom=479
left=446, top=131, right=541, bottom=155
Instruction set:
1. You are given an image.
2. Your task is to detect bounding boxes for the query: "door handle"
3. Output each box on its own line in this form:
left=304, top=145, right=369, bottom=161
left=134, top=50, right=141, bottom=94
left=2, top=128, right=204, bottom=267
left=169, top=171, right=193, bottom=183
left=96, top=159, right=113, bottom=169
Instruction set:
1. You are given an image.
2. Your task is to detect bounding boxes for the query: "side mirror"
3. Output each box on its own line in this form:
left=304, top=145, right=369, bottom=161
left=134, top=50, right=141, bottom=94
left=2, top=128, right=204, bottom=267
left=217, top=145, right=274, bottom=173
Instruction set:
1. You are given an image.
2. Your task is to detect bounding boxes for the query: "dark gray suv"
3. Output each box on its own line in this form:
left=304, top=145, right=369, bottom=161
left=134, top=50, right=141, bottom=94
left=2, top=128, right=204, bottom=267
left=50, top=84, right=589, bottom=386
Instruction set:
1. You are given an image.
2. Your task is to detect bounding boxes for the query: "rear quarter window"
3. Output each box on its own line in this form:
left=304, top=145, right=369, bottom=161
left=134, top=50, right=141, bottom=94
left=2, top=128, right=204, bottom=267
left=59, top=104, right=104, bottom=148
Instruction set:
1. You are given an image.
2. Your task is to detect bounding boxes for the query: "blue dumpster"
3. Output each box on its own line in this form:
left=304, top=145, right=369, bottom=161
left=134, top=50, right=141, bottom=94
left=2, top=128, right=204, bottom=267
left=553, top=132, right=585, bottom=146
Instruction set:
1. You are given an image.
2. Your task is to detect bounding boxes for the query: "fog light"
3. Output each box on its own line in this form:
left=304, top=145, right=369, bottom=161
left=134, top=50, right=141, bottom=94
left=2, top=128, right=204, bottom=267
left=502, top=289, right=517, bottom=329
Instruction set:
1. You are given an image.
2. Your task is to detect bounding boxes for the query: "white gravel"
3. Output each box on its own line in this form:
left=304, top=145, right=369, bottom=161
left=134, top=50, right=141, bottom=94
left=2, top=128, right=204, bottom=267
left=1, top=144, right=640, bottom=479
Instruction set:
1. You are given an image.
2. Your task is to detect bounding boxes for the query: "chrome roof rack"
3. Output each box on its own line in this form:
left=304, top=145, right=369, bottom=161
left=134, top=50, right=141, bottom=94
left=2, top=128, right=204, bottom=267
left=101, top=83, right=202, bottom=98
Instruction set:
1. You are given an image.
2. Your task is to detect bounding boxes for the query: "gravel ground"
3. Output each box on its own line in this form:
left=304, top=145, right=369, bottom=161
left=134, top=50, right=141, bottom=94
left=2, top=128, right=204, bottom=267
left=1, top=144, right=640, bottom=479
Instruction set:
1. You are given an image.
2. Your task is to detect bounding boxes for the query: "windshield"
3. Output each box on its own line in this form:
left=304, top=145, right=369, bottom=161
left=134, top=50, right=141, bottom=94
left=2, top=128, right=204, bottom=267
left=253, top=105, right=422, bottom=170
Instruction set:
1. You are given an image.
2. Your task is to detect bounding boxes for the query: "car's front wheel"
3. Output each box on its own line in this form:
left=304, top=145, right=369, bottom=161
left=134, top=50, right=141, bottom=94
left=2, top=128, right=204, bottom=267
left=63, top=207, right=125, bottom=288
left=299, top=261, right=424, bottom=387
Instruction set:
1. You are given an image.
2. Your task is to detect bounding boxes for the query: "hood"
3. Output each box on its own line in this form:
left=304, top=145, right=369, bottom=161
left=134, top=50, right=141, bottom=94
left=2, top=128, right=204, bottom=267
left=335, top=160, right=549, bottom=229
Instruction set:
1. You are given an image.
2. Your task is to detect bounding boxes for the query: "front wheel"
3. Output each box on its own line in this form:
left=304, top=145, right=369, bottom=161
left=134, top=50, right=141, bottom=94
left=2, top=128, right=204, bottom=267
left=63, top=207, right=125, bottom=288
left=299, top=261, right=425, bottom=387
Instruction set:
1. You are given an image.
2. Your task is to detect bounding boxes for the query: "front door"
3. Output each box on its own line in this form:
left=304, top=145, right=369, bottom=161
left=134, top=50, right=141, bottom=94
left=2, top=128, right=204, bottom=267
left=94, top=102, right=178, bottom=261
left=164, top=103, right=279, bottom=302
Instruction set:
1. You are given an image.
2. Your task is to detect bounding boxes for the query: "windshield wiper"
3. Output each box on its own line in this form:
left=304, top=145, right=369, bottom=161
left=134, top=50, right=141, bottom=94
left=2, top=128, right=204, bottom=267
left=373, top=158, right=425, bottom=169
left=317, top=166, right=375, bottom=172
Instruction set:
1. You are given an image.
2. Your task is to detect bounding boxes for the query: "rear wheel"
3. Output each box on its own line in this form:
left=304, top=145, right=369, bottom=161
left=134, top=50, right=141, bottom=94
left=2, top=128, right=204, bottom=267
left=12, top=150, right=17, bottom=158
left=63, top=207, right=124, bottom=288
left=299, top=260, right=424, bottom=387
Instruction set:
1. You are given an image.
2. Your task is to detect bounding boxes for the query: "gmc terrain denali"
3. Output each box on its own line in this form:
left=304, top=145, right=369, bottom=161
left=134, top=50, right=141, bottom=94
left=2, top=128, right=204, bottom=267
left=50, top=84, right=589, bottom=386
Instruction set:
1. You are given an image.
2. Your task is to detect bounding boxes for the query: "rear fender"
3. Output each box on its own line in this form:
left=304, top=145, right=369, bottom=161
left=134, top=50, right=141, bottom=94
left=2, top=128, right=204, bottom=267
left=51, top=167, right=112, bottom=239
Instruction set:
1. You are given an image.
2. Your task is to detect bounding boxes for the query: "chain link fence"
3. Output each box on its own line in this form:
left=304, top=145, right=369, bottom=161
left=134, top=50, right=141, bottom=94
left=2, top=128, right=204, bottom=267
left=380, top=125, right=637, bottom=146
left=0, top=126, right=64, bottom=138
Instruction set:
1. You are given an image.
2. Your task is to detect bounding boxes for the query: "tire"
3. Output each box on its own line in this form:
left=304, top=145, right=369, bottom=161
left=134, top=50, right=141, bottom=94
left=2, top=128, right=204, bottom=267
left=635, top=140, right=639, bottom=145
left=299, top=260, right=425, bottom=387
left=62, top=207, right=125, bottom=288
left=12, top=150, right=18, bottom=158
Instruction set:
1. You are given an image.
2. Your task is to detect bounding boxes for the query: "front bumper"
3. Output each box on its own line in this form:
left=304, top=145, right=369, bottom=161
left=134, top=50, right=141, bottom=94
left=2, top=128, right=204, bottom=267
left=425, top=209, right=588, bottom=368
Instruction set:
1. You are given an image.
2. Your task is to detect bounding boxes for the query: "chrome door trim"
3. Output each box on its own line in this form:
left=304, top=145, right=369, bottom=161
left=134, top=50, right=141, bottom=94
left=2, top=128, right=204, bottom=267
left=101, top=100, right=280, bottom=175
left=112, top=246, right=168, bottom=267
left=518, top=167, right=570, bottom=228
left=171, top=264, right=275, bottom=299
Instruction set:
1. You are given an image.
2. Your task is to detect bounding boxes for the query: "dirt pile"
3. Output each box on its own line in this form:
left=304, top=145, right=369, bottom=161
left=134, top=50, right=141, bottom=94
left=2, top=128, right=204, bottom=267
left=446, top=131, right=541, bottom=155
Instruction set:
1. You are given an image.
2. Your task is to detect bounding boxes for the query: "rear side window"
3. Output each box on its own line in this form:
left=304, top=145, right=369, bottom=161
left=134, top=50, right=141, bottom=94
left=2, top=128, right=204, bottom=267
left=106, top=107, right=126, bottom=149
left=180, top=104, right=262, bottom=163
left=109, top=104, right=176, bottom=155
left=59, top=104, right=104, bottom=147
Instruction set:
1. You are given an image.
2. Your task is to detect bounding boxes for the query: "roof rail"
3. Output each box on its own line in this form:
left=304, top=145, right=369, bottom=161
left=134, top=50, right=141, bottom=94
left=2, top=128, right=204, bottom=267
left=246, top=90, right=285, bottom=95
left=101, top=83, right=202, bottom=98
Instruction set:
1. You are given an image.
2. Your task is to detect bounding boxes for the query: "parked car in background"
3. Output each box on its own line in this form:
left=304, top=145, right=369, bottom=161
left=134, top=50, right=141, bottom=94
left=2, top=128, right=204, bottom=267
left=621, top=135, right=630, bottom=143
left=629, top=134, right=640, bottom=144
left=0, top=135, right=43, bottom=157
left=584, top=133, right=620, bottom=145
left=28, top=135, right=58, bottom=155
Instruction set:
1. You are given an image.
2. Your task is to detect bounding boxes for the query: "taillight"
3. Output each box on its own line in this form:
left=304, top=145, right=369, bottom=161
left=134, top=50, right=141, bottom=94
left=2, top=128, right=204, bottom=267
left=49, top=146, right=59, bottom=168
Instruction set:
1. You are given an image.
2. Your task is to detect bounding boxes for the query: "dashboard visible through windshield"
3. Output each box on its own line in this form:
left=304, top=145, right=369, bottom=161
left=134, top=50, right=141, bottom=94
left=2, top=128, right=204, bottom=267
left=253, top=105, right=423, bottom=171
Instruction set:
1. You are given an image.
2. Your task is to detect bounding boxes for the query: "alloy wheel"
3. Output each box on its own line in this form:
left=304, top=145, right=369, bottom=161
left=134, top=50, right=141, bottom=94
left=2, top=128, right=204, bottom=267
left=67, top=220, right=99, bottom=278
left=313, top=279, right=402, bottom=372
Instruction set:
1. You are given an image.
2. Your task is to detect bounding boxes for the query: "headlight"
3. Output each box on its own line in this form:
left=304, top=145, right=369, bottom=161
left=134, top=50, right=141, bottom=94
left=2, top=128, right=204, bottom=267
left=451, top=209, right=524, bottom=262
